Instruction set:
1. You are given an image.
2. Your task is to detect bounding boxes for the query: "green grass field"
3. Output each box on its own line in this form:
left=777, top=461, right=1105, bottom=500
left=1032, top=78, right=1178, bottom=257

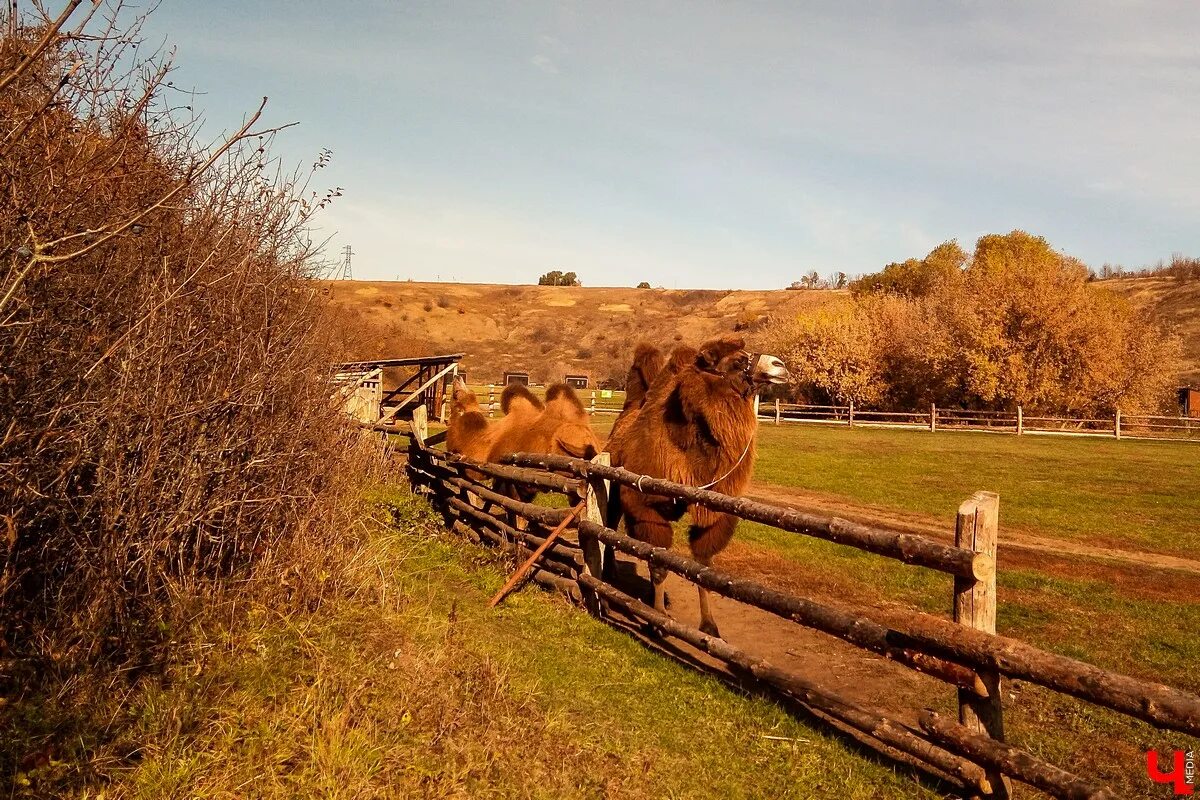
left=751, top=423, right=1200, bottom=557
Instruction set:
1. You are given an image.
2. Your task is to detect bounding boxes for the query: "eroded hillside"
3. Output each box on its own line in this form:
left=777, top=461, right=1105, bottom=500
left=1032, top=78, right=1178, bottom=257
left=325, top=281, right=842, bottom=384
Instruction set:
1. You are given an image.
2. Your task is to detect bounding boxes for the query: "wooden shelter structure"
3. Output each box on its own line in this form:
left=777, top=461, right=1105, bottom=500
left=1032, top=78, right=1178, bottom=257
left=334, top=353, right=463, bottom=426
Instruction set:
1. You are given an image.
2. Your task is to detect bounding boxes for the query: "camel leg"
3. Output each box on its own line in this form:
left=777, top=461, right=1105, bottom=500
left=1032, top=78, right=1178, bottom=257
left=695, top=556, right=719, bottom=639
left=689, top=511, right=738, bottom=639
left=650, top=562, right=669, bottom=613
left=622, top=509, right=674, bottom=612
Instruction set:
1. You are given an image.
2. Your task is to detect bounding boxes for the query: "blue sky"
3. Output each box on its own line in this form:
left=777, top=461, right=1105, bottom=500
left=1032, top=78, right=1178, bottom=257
left=141, top=1, right=1200, bottom=289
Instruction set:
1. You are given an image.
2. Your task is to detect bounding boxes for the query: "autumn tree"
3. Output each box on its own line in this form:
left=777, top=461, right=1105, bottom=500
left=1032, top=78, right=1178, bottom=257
left=767, top=232, right=1180, bottom=415
left=849, top=240, right=967, bottom=297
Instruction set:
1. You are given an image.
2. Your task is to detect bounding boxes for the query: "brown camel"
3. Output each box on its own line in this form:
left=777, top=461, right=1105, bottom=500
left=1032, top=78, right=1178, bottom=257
left=446, top=378, right=543, bottom=463
left=487, top=382, right=601, bottom=500
left=607, top=335, right=789, bottom=637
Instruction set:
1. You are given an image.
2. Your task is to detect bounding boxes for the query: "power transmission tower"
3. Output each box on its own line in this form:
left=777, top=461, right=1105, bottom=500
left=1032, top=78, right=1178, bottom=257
left=337, top=244, right=353, bottom=280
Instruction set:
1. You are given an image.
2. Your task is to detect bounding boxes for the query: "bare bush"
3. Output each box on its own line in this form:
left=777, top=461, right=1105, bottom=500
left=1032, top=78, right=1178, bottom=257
left=0, top=4, right=366, bottom=669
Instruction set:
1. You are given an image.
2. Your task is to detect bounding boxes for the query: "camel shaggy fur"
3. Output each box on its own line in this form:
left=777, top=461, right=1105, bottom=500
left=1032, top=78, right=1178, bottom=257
left=607, top=335, right=788, bottom=636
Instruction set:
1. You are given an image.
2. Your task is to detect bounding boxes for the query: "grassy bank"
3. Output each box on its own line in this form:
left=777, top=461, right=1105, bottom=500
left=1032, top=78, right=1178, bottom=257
left=7, top=488, right=943, bottom=799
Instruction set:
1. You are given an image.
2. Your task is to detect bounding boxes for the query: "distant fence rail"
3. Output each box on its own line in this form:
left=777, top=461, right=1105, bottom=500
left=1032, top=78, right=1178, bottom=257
left=760, top=400, right=1199, bottom=442
left=398, top=406, right=1200, bottom=799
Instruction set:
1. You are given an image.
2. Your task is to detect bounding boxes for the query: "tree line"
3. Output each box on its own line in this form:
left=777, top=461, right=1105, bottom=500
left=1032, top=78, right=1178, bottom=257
left=761, top=232, right=1181, bottom=416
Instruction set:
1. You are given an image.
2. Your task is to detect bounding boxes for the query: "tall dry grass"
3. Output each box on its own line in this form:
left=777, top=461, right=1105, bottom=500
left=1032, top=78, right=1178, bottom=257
left=0, top=1, right=370, bottom=683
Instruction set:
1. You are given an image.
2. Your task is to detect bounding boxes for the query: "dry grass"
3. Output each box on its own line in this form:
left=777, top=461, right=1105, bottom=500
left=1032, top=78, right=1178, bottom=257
left=1103, top=276, right=1200, bottom=383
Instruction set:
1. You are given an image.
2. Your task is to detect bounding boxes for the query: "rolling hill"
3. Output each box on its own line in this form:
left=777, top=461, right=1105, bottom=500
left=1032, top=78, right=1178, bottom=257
left=324, top=277, right=1200, bottom=388
left=1103, top=276, right=1200, bottom=385
left=325, top=281, right=842, bottom=385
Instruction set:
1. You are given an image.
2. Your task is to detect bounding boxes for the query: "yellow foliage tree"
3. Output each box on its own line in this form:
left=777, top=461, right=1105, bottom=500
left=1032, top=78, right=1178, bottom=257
left=767, top=232, right=1180, bottom=415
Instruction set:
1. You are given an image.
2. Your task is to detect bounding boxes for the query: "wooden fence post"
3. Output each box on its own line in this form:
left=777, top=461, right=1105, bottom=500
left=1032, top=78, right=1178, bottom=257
left=775, top=398, right=781, bottom=426
left=580, top=452, right=611, bottom=617
left=1115, top=408, right=1121, bottom=440
left=589, top=391, right=596, bottom=415
left=488, top=384, right=496, bottom=418
left=931, top=403, right=937, bottom=433
left=753, top=394, right=761, bottom=419
left=411, top=404, right=428, bottom=446
left=1016, top=406, right=1023, bottom=436
left=848, top=400, right=855, bottom=427
left=954, top=491, right=1009, bottom=798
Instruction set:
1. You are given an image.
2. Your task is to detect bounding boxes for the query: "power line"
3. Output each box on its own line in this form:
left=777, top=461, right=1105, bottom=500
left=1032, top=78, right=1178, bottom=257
left=337, top=244, right=353, bottom=280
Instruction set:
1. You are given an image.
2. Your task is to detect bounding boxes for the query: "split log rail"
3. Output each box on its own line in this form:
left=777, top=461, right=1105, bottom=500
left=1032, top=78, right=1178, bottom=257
left=401, top=406, right=1200, bottom=799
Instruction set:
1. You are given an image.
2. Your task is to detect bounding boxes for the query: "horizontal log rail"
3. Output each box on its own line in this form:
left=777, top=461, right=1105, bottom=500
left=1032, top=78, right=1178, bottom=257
left=408, top=456, right=572, bottom=529
left=439, top=452, right=585, bottom=497
left=504, top=453, right=988, bottom=580
left=449, top=518, right=580, bottom=600
left=579, top=574, right=991, bottom=794
left=919, top=712, right=1117, bottom=800
left=577, top=519, right=984, bottom=694
left=444, top=495, right=584, bottom=573
left=577, top=516, right=1200, bottom=735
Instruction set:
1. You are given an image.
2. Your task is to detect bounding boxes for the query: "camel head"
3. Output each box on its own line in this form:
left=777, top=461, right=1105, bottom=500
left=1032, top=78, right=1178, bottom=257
left=450, top=377, right=482, bottom=415
left=695, top=335, right=789, bottom=397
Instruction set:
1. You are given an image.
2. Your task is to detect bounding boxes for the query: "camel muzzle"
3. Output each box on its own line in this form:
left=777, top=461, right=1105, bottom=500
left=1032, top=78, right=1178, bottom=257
left=751, top=354, right=790, bottom=385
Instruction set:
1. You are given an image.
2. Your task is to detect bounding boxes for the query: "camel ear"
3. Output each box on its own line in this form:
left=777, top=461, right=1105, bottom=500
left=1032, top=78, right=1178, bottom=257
left=697, top=343, right=724, bottom=370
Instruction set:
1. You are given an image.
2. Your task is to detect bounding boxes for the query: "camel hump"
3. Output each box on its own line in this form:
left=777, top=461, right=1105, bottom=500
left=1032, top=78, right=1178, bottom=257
left=555, top=424, right=600, bottom=460
left=696, top=335, right=746, bottom=368
left=456, top=412, right=489, bottom=441
left=500, top=383, right=544, bottom=415
left=666, top=345, right=699, bottom=374
left=545, top=382, right=586, bottom=413
left=623, top=343, right=664, bottom=410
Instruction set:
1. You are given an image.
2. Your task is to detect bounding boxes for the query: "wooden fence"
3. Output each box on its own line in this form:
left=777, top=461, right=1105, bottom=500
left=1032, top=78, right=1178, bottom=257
left=401, top=406, right=1200, bottom=799
left=762, top=400, right=1199, bottom=442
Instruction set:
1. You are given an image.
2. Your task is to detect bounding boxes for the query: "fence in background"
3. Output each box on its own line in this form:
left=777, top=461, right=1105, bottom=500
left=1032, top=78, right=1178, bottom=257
left=399, top=405, right=1200, bottom=799
left=761, top=400, right=1199, bottom=442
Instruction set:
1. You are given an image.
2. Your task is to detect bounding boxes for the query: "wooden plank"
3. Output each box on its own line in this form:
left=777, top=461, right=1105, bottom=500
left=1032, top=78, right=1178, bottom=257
left=489, top=501, right=586, bottom=607
left=580, top=452, right=611, bottom=616
left=443, top=495, right=584, bottom=571
left=954, top=492, right=1008, bottom=798
left=336, top=353, right=465, bottom=370
left=410, top=405, right=428, bottom=445
left=505, top=453, right=987, bottom=579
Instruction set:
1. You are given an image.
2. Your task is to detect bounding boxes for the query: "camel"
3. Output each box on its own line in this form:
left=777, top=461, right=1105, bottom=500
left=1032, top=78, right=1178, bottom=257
left=446, top=378, right=543, bottom=462
left=446, top=378, right=601, bottom=521
left=606, top=335, right=789, bottom=637
left=486, top=382, right=601, bottom=501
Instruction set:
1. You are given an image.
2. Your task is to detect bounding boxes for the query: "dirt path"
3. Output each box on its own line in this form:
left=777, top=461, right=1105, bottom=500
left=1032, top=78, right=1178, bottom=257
left=599, top=557, right=945, bottom=726
left=748, top=480, right=1200, bottom=577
